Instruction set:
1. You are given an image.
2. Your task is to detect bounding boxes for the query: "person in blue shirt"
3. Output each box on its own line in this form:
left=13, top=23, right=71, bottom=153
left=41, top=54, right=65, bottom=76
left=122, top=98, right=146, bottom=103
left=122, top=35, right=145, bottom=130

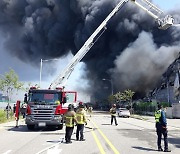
left=155, top=104, right=171, bottom=152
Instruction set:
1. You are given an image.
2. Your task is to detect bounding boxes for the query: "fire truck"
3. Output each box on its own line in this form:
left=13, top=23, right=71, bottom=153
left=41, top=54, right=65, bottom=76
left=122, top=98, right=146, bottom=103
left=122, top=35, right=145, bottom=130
left=25, top=87, right=65, bottom=130
left=25, top=0, right=174, bottom=130
left=25, top=88, right=78, bottom=130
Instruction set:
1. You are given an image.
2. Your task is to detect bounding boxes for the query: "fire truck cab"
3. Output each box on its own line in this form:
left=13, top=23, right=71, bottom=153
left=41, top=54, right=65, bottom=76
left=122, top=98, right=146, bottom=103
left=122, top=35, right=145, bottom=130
left=61, top=91, right=78, bottom=114
left=25, top=87, right=67, bottom=130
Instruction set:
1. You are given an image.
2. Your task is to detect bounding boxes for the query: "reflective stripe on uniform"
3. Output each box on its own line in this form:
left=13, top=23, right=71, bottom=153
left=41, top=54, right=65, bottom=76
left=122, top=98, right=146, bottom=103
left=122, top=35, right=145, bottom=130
left=65, top=116, right=74, bottom=127
left=76, top=113, right=85, bottom=124
left=155, top=110, right=161, bottom=123
left=110, top=108, right=116, bottom=116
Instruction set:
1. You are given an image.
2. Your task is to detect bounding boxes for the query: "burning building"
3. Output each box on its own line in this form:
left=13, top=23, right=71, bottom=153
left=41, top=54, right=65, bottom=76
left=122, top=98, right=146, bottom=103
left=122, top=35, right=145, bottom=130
left=149, top=54, right=180, bottom=105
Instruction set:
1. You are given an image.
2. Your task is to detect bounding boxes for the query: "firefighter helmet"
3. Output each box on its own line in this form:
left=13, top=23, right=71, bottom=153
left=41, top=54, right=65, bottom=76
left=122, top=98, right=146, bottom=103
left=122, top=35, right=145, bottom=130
left=79, top=101, right=83, bottom=105
left=79, top=104, right=84, bottom=108
left=68, top=104, right=74, bottom=110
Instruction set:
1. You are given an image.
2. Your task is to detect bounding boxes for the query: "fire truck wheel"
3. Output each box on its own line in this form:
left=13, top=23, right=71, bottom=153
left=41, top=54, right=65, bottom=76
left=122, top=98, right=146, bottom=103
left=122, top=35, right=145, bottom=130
left=57, top=124, right=63, bottom=130
left=27, top=124, right=35, bottom=130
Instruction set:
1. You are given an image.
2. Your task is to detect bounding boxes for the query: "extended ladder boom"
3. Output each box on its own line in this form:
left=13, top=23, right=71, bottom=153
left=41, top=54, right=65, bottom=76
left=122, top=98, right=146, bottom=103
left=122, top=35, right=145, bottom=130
left=131, top=0, right=174, bottom=30
left=49, top=0, right=174, bottom=89
left=49, top=0, right=129, bottom=89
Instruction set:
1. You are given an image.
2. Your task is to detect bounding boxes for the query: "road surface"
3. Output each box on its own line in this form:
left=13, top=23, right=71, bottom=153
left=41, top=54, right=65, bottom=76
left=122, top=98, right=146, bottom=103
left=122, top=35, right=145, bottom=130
left=0, top=111, right=180, bottom=154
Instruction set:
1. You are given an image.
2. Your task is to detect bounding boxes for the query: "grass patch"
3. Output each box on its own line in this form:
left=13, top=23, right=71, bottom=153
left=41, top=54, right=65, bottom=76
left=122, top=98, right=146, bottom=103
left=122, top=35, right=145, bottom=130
left=0, top=109, right=15, bottom=124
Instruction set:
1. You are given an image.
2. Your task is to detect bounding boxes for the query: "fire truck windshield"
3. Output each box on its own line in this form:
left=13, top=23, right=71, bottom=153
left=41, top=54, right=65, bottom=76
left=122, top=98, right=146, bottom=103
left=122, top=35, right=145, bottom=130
left=29, top=92, right=60, bottom=104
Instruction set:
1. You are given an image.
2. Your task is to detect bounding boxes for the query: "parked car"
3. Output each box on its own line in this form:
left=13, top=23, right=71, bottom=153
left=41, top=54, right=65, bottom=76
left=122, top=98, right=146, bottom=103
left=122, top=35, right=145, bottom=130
left=117, top=108, right=130, bottom=118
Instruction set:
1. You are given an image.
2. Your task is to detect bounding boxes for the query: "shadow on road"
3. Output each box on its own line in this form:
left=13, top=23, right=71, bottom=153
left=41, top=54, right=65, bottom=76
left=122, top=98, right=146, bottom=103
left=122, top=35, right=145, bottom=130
left=6, top=125, right=61, bottom=132
left=169, top=137, right=180, bottom=148
left=6, top=125, right=37, bottom=132
left=132, top=146, right=157, bottom=152
left=47, top=139, right=63, bottom=143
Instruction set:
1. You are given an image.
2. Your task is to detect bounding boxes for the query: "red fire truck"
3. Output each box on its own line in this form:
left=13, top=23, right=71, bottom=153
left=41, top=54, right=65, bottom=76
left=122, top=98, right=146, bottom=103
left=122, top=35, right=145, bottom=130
left=25, top=87, right=77, bottom=130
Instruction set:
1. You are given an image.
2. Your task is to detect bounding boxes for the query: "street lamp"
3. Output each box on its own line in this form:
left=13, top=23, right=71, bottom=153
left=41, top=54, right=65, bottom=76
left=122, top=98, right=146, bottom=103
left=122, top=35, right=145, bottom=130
left=102, top=78, right=114, bottom=95
left=40, top=58, right=58, bottom=88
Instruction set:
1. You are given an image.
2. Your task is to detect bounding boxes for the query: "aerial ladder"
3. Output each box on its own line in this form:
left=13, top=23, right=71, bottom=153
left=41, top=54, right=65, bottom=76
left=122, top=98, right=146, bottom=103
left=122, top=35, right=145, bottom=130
left=49, top=0, right=174, bottom=89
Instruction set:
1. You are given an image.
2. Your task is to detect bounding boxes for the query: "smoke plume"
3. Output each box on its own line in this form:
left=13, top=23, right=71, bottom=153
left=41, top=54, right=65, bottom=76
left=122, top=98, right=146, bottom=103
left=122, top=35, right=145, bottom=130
left=0, top=0, right=180, bottom=99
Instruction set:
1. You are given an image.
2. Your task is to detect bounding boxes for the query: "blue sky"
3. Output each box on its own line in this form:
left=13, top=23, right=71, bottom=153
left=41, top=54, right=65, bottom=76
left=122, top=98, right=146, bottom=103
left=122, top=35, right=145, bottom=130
left=153, top=0, right=180, bottom=10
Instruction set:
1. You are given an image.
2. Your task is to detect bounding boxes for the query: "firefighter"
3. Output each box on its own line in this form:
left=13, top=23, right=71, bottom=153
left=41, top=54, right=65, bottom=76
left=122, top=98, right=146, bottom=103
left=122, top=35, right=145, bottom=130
left=76, top=104, right=87, bottom=141
left=64, top=104, right=76, bottom=144
left=74, top=101, right=83, bottom=112
left=5, top=103, right=12, bottom=119
left=110, top=104, right=118, bottom=126
left=155, top=104, right=171, bottom=152
left=88, top=105, right=93, bottom=117
left=13, top=104, right=16, bottom=116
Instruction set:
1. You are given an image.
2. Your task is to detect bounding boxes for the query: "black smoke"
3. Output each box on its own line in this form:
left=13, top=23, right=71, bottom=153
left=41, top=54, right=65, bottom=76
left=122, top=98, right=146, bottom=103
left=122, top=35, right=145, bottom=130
left=0, top=0, right=180, bottom=99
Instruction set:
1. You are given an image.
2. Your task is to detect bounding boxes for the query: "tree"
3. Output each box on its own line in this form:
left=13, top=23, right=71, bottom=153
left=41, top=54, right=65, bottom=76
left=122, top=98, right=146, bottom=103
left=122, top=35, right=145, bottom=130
left=0, top=69, right=24, bottom=102
left=114, top=89, right=135, bottom=112
left=124, top=89, right=135, bottom=113
left=124, top=89, right=135, bottom=102
left=114, top=91, right=126, bottom=103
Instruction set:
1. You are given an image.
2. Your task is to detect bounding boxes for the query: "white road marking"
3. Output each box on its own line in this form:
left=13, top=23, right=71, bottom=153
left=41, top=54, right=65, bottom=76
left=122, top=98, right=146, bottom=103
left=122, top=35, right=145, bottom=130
left=2, top=150, right=12, bottom=154
left=47, top=144, right=62, bottom=154
left=36, top=139, right=63, bottom=154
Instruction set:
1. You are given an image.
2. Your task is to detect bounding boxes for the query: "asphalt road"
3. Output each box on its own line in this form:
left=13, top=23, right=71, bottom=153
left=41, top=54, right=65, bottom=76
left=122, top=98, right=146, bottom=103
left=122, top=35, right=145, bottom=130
left=0, top=111, right=180, bottom=154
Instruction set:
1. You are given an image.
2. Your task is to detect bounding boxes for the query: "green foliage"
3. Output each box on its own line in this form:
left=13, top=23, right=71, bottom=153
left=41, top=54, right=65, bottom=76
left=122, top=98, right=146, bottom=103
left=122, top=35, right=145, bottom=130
left=114, top=91, right=126, bottom=102
left=133, top=101, right=171, bottom=115
left=0, top=110, right=6, bottom=123
left=124, top=89, right=135, bottom=101
left=114, top=89, right=135, bottom=102
left=0, top=109, right=14, bottom=124
left=160, top=102, right=170, bottom=108
left=133, top=101, right=157, bottom=114
left=0, top=68, right=24, bottom=100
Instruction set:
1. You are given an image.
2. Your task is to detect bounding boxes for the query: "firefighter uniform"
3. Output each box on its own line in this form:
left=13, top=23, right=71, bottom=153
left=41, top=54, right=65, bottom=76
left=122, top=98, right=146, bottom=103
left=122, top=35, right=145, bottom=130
left=88, top=106, right=93, bottom=117
left=76, top=105, right=87, bottom=141
left=64, top=104, right=76, bottom=144
left=110, top=104, right=118, bottom=126
left=155, top=104, right=171, bottom=152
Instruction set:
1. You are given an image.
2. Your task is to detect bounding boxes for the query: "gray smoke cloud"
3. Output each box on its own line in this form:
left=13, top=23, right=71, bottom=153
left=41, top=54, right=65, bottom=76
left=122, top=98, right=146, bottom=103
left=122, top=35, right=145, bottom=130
left=0, top=0, right=180, bottom=99
left=110, top=31, right=179, bottom=94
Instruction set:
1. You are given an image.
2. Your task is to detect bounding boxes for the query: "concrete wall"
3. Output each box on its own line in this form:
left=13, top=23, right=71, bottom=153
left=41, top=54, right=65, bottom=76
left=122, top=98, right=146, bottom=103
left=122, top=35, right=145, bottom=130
left=166, top=107, right=173, bottom=118
left=164, top=104, right=180, bottom=118
left=172, top=103, right=180, bottom=118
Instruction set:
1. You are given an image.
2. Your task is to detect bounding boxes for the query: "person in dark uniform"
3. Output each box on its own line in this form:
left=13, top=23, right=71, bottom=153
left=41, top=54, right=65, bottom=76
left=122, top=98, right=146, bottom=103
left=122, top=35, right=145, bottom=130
left=155, top=104, right=171, bottom=152
left=13, top=104, right=16, bottom=114
left=110, top=104, right=118, bottom=126
left=64, top=104, right=77, bottom=144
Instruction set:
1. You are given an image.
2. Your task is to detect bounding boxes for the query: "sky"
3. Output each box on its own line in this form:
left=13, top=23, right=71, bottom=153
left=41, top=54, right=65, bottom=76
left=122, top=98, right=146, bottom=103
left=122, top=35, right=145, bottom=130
left=155, top=0, right=180, bottom=11
left=0, top=0, right=180, bottom=102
